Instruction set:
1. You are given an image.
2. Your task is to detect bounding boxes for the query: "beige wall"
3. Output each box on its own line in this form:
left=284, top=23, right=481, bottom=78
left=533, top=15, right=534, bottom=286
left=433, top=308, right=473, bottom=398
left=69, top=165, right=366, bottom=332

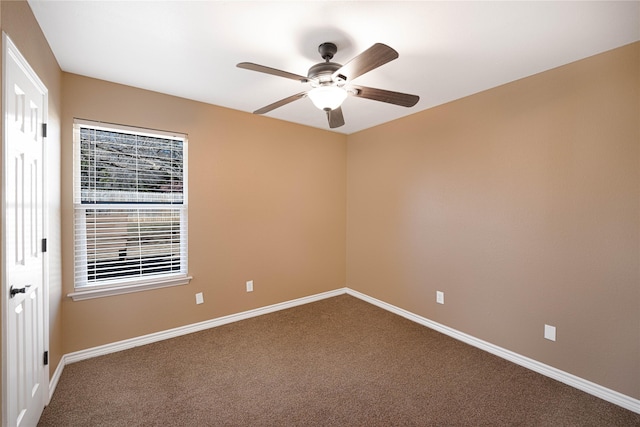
left=1, top=0, right=64, bottom=404
left=347, top=42, right=640, bottom=399
left=1, top=0, right=638, bottom=411
left=61, top=74, right=347, bottom=352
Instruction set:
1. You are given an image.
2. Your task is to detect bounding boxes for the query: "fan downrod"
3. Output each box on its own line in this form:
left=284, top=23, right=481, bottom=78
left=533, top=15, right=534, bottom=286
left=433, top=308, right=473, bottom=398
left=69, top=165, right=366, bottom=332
left=318, top=42, right=337, bottom=62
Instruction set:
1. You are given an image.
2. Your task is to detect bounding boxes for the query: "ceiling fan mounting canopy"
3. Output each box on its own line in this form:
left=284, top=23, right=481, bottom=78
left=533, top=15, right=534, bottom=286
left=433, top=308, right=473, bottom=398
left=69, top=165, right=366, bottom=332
left=318, top=42, right=338, bottom=61
left=237, top=41, right=419, bottom=129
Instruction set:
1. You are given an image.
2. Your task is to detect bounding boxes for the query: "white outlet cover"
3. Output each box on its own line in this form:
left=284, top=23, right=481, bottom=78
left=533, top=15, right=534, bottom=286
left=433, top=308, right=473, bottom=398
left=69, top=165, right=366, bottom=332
left=436, top=291, right=444, bottom=304
left=544, top=324, right=556, bottom=341
left=195, top=292, right=204, bottom=305
left=246, top=280, right=253, bottom=292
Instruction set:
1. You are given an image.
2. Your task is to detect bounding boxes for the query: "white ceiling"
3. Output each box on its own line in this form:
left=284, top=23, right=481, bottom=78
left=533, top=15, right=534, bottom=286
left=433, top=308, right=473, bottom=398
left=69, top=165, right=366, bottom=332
left=28, top=1, right=640, bottom=134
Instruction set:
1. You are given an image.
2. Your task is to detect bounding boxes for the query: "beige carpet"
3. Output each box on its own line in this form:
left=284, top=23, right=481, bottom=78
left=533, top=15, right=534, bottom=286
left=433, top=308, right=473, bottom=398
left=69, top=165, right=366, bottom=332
left=39, top=295, right=640, bottom=426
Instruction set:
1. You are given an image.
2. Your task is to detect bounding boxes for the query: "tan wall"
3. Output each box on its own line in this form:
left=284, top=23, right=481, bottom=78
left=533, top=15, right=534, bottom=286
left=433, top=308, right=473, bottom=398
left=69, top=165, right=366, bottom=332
left=347, top=42, right=640, bottom=399
left=61, top=74, right=347, bottom=353
left=0, top=0, right=64, bottom=393
left=2, top=0, right=638, bottom=409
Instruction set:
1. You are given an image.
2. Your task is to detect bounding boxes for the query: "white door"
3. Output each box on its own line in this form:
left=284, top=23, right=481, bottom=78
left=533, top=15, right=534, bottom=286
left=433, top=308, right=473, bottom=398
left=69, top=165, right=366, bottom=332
left=2, top=34, right=48, bottom=427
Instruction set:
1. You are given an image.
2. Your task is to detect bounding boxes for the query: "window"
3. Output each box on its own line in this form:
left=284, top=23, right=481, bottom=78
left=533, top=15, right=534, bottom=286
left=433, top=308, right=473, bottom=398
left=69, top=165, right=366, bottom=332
left=70, top=120, right=190, bottom=300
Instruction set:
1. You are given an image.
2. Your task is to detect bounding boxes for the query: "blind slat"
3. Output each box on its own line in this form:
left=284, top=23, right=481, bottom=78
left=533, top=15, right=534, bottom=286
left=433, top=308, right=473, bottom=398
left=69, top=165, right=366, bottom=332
left=74, top=121, right=187, bottom=288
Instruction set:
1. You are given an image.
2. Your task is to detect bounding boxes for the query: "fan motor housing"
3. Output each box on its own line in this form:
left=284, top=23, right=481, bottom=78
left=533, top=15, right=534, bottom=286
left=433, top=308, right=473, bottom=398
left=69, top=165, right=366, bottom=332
left=307, top=62, right=342, bottom=83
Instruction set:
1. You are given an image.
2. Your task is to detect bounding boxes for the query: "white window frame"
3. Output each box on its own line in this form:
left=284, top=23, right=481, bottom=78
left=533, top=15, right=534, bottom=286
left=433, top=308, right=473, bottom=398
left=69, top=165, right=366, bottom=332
left=68, top=119, right=191, bottom=301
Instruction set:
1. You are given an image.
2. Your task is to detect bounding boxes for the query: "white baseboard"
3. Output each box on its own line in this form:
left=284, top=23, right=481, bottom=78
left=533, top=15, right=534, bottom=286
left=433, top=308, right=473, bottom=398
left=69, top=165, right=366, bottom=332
left=49, top=286, right=639, bottom=415
left=64, top=288, right=347, bottom=364
left=345, top=288, right=640, bottom=415
left=50, top=288, right=347, bottom=400
left=48, top=355, right=65, bottom=402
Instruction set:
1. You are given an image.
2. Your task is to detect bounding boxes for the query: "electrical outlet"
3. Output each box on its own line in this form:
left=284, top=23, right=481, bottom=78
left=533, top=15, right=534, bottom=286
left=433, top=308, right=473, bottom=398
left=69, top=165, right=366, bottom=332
left=246, top=280, right=253, bottom=292
left=436, top=291, right=444, bottom=304
left=544, top=324, right=556, bottom=341
left=195, top=292, right=204, bottom=305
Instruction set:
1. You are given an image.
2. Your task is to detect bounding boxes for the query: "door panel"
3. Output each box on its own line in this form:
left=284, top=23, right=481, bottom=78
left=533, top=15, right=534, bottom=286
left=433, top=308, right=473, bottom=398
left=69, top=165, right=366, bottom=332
left=3, top=35, right=47, bottom=427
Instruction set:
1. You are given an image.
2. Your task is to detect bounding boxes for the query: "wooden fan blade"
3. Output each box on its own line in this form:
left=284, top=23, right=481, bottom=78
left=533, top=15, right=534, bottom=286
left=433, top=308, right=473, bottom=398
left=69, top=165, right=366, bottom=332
left=327, top=107, right=345, bottom=129
left=253, top=92, right=307, bottom=114
left=237, top=62, right=309, bottom=82
left=350, top=85, right=419, bottom=107
left=332, top=43, right=398, bottom=82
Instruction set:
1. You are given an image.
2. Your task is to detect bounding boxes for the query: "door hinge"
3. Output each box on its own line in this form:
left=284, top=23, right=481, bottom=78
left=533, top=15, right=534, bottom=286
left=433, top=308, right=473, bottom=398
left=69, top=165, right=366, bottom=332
left=42, top=123, right=47, bottom=138
left=41, top=238, right=47, bottom=253
left=43, top=351, right=49, bottom=366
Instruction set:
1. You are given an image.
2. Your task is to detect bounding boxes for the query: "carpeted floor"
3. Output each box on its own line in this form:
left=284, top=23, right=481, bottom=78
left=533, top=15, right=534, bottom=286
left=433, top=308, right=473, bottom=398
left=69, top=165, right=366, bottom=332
left=39, top=295, right=640, bottom=426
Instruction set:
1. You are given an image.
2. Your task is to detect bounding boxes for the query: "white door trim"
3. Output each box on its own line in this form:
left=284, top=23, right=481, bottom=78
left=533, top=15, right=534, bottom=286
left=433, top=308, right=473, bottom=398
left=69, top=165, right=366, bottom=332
left=2, top=32, right=50, bottom=427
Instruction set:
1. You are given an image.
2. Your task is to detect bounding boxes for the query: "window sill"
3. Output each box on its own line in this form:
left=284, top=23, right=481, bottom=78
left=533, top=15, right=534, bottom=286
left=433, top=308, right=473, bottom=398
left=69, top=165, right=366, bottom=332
left=68, top=275, right=192, bottom=301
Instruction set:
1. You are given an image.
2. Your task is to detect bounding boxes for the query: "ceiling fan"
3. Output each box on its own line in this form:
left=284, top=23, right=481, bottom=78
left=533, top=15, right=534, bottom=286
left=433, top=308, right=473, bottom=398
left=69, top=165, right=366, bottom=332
left=237, top=42, right=420, bottom=129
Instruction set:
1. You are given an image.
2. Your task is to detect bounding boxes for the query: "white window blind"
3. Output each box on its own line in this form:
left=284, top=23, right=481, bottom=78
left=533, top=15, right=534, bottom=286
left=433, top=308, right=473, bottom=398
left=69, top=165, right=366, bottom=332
left=73, top=120, right=188, bottom=292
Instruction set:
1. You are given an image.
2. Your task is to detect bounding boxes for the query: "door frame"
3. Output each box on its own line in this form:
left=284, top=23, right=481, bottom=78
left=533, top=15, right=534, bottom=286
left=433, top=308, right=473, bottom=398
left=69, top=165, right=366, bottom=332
left=1, top=32, right=50, bottom=426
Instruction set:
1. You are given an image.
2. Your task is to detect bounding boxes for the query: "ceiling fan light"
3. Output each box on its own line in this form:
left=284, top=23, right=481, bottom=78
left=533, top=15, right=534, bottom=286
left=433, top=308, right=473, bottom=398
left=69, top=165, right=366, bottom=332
left=307, top=86, right=348, bottom=111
